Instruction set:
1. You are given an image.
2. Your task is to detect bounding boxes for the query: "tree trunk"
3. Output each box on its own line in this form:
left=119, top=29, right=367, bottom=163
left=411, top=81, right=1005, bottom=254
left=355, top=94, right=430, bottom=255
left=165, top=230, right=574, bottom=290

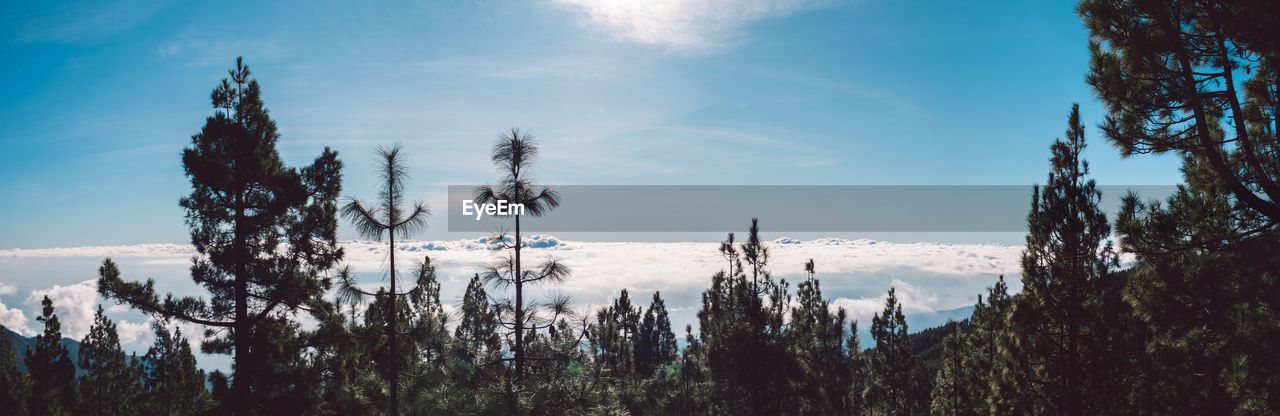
left=514, top=213, right=524, bottom=384
left=389, top=177, right=399, bottom=416
left=233, top=201, right=250, bottom=416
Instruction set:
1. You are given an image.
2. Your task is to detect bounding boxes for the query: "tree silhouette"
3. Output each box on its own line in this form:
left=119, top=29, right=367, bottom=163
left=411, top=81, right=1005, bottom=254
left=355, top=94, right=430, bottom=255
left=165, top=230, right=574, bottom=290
left=77, top=306, right=136, bottom=416
left=1081, top=0, right=1280, bottom=224
left=474, top=128, right=570, bottom=384
left=1017, top=104, right=1115, bottom=416
left=864, top=287, right=925, bottom=416
left=635, top=292, right=677, bottom=378
left=141, top=322, right=215, bottom=415
left=336, top=143, right=431, bottom=415
left=25, top=296, right=75, bottom=416
left=0, top=324, right=31, bottom=416
left=96, top=57, right=344, bottom=416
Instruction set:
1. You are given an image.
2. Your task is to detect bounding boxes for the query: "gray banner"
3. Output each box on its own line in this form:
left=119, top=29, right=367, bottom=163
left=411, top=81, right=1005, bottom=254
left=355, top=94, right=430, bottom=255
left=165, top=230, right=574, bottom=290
left=445, top=185, right=1176, bottom=232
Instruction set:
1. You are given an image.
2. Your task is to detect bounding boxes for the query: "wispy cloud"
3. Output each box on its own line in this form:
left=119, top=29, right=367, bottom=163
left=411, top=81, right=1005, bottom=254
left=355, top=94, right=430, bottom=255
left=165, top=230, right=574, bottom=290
left=554, top=0, right=834, bottom=52
left=155, top=28, right=287, bottom=67
left=9, top=0, right=173, bottom=44
left=0, top=283, right=15, bottom=295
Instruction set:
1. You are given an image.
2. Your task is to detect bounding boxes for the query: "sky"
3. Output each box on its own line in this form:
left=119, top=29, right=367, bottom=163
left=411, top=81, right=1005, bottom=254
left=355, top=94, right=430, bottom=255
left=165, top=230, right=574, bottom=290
left=1, top=0, right=1184, bottom=371
left=0, top=0, right=1184, bottom=249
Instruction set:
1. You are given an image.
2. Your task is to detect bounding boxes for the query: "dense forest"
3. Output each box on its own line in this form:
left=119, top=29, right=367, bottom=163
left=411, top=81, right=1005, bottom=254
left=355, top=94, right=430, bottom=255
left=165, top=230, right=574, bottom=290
left=2, top=0, right=1279, bottom=414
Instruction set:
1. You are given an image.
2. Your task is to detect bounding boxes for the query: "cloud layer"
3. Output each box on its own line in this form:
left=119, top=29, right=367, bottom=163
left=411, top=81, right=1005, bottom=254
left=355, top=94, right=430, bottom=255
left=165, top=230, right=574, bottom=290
left=1, top=236, right=1023, bottom=370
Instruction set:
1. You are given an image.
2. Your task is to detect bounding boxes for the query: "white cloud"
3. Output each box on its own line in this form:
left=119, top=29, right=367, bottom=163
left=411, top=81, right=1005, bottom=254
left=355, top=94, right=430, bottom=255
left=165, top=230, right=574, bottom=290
left=3, top=237, right=1022, bottom=359
left=26, top=279, right=100, bottom=341
left=830, top=278, right=940, bottom=329
left=0, top=283, right=16, bottom=295
left=0, top=243, right=195, bottom=258
left=0, top=300, right=34, bottom=336
left=554, top=0, right=833, bottom=52
left=116, top=318, right=155, bottom=346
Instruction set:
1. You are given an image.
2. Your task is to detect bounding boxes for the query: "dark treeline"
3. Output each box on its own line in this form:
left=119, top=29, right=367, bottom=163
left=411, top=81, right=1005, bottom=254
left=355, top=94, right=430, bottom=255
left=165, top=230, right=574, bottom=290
left=3, top=0, right=1280, bottom=414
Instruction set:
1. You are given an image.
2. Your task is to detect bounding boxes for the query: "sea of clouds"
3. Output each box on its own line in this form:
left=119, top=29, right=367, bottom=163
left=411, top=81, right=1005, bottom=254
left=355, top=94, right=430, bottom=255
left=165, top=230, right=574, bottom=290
left=0, top=236, right=1025, bottom=370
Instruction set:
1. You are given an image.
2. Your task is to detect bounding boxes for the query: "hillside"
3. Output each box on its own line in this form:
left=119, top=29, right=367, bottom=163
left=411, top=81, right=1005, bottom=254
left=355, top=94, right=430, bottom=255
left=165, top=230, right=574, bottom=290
left=3, top=325, right=85, bottom=375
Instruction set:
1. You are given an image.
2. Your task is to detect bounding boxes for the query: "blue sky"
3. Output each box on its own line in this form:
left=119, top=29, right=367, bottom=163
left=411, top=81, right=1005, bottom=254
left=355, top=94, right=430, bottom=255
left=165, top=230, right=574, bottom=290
left=0, top=0, right=1183, bottom=249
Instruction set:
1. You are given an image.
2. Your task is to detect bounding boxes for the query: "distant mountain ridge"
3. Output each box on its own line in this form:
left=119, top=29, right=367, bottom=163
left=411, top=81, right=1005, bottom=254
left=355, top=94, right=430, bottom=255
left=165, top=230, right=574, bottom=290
left=3, top=325, right=85, bottom=376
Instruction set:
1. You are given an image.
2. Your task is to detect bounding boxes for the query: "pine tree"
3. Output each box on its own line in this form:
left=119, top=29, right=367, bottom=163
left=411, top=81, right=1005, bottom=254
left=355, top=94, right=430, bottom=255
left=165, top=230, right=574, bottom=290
left=77, top=306, right=135, bottom=416
left=1081, top=0, right=1280, bottom=222
left=96, top=57, right=343, bottom=416
left=454, top=274, right=501, bottom=365
left=960, top=276, right=1018, bottom=415
left=448, top=274, right=504, bottom=414
left=846, top=320, right=866, bottom=416
left=25, top=296, right=76, bottom=416
left=337, top=143, right=432, bottom=415
left=1017, top=104, right=1114, bottom=416
left=591, top=289, right=641, bottom=379
left=864, top=287, right=925, bottom=416
left=789, top=259, right=852, bottom=415
left=697, top=221, right=794, bottom=415
left=635, top=291, right=677, bottom=378
left=141, top=322, right=214, bottom=416
left=929, top=321, right=975, bottom=416
left=474, top=128, right=569, bottom=385
left=1116, top=154, right=1280, bottom=414
left=1, top=324, right=32, bottom=416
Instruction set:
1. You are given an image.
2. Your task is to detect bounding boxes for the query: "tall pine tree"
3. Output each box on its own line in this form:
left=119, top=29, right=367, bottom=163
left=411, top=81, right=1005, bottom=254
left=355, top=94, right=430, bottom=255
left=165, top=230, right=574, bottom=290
left=1016, top=104, right=1114, bottom=416
left=96, top=57, right=344, bottom=416
left=77, top=306, right=136, bottom=416
left=24, top=296, right=76, bottom=416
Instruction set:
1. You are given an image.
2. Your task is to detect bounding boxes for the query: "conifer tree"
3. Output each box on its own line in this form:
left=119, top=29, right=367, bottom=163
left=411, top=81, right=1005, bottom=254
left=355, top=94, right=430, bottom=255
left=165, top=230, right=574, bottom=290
left=1080, top=0, right=1280, bottom=222
left=864, top=287, right=925, bottom=416
left=96, top=57, right=344, bottom=416
left=1, top=324, right=32, bottom=416
left=1116, top=154, right=1280, bottom=414
left=25, top=296, right=76, bottom=416
left=591, top=289, right=640, bottom=379
left=336, top=143, right=431, bottom=415
left=474, top=128, right=570, bottom=384
left=448, top=274, right=504, bottom=413
left=929, top=321, right=975, bottom=416
left=1017, top=104, right=1114, bottom=416
left=960, top=276, right=1015, bottom=415
left=846, top=320, right=867, bottom=416
left=697, top=220, right=794, bottom=415
left=454, top=274, right=501, bottom=365
left=141, top=322, right=214, bottom=416
left=635, top=291, right=677, bottom=378
left=77, top=306, right=135, bottom=416
left=790, top=259, right=852, bottom=415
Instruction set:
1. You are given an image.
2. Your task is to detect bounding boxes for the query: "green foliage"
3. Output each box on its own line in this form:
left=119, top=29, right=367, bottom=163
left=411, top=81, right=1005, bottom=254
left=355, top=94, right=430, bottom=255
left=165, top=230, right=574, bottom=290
left=1116, top=154, right=1280, bottom=414
left=25, top=296, right=76, bottom=416
left=76, top=306, right=136, bottom=416
left=635, top=292, right=678, bottom=378
left=141, top=322, right=215, bottom=416
left=1014, top=104, right=1117, bottom=416
left=1, top=324, right=32, bottom=416
left=790, top=260, right=855, bottom=415
left=1081, top=0, right=1280, bottom=222
left=864, top=288, right=928, bottom=416
left=474, top=128, right=569, bottom=385
left=95, top=57, right=343, bottom=416
left=697, top=221, right=797, bottom=415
